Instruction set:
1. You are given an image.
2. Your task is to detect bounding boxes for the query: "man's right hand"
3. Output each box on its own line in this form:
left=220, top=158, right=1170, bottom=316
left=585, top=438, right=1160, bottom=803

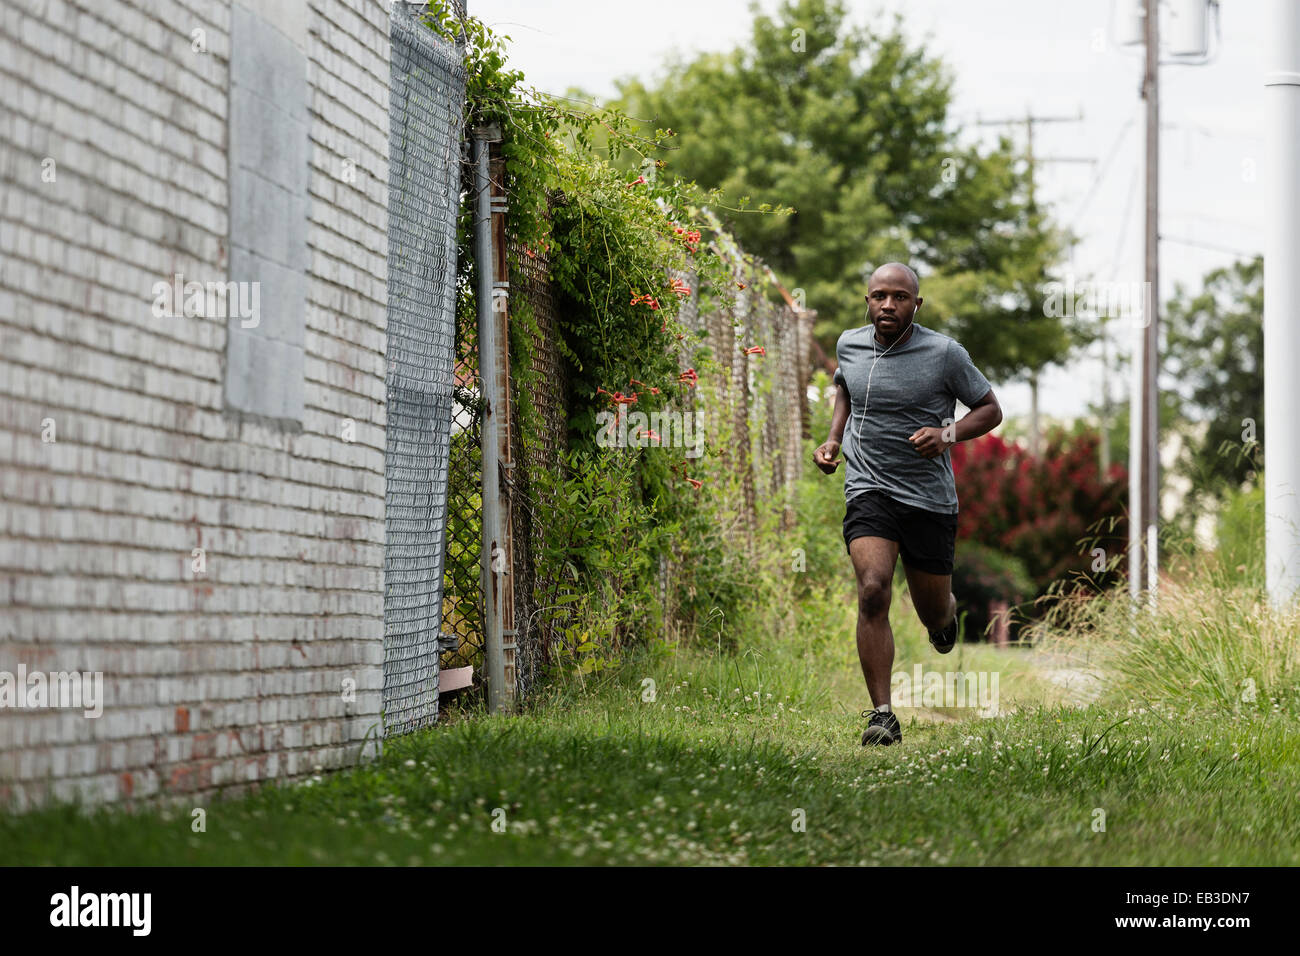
left=813, top=439, right=842, bottom=474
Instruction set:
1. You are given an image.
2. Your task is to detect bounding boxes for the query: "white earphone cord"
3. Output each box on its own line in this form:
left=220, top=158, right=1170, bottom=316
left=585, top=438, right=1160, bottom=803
left=851, top=316, right=904, bottom=484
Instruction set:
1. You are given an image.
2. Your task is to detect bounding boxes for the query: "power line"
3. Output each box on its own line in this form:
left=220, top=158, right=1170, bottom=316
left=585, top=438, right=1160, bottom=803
left=1105, top=164, right=1142, bottom=282
left=973, top=108, right=1097, bottom=210
left=1160, top=234, right=1259, bottom=258
left=973, top=108, right=1095, bottom=459
left=1068, top=107, right=1140, bottom=227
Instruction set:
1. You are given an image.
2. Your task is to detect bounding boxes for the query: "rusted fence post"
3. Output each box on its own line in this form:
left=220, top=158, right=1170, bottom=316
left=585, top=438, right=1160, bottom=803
left=472, top=123, right=507, bottom=713
left=489, top=142, right=517, bottom=705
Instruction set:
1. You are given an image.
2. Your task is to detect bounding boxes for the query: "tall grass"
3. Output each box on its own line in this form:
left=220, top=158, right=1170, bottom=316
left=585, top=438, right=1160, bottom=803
left=1025, top=512, right=1300, bottom=718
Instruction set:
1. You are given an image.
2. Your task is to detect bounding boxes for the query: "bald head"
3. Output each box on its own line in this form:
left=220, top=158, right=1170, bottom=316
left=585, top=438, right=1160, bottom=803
left=869, top=262, right=920, bottom=296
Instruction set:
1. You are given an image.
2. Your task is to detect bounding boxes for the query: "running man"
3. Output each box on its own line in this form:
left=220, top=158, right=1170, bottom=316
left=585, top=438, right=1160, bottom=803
left=814, top=263, right=1002, bottom=746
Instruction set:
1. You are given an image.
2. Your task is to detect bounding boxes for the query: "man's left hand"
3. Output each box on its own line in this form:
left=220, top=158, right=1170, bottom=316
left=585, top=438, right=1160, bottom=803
left=908, top=426, right=954, bottom=459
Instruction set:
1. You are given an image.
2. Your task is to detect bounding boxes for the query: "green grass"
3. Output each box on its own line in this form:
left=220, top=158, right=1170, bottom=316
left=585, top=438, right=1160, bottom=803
left=5, top=578, right=1299, bottom=866
left=1026, top=577, right=1300, bottom=719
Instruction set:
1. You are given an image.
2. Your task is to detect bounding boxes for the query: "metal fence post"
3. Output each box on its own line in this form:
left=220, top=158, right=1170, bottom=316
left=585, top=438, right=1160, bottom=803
left=472, top=124, right=507, bottom=713
left=489, top=143, right=517, bottom=703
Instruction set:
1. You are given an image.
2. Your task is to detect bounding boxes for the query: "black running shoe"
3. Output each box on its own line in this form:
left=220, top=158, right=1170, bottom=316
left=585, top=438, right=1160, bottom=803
left=861, top=708, right=902, bottom=746
left=929, top=611, right=959, bottom=654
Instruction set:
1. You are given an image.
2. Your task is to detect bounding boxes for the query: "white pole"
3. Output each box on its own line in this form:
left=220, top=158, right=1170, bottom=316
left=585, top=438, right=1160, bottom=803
left=1142, top=0, right=1161, bottom=609
left=1264, top=0, right=1300, bottom=609
left=1129, top=0, right=1152, bottom=610
left=1129, top=299, right=1143, bottom=608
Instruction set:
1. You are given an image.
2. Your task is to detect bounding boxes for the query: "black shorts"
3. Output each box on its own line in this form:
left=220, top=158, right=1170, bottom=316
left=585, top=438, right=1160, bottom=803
left=842, top=490, right=958, bottom=575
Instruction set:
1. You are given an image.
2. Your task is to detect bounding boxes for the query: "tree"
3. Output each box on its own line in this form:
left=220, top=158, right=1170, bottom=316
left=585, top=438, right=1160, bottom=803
left=610, top=0, right=1089, bottom=382
left=1164, top=256, right=1263, bottom=508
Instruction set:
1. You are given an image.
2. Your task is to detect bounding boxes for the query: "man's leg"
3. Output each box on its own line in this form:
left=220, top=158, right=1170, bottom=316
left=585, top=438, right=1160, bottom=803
left=848, top=535, right=900, bottom=707
left=903, top=563, right=957, bottom=636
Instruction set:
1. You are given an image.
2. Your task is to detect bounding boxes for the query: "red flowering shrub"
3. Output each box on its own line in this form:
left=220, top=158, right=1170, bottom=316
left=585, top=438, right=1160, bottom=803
left=951, top=427, right=1128, bottom=629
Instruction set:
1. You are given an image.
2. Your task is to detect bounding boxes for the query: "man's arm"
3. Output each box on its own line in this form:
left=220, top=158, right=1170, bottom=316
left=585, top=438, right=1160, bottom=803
left=813, top=382, right=851, bottom=474
left=953, top=388, right=1002, bottom=442
left=909, top=388, right=1002, bottom=459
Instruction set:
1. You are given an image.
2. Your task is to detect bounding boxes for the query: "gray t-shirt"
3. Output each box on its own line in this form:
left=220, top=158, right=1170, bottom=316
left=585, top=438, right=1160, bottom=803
left=833, top=322, right=992, bottom=514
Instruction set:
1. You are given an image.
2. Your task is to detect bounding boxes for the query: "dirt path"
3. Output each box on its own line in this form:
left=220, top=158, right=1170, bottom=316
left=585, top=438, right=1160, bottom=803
left=1031, top=650, right=1107, bottom=706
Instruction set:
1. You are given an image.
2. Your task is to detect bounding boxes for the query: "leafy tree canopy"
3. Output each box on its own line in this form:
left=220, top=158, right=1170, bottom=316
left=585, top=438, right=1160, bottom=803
left=609, top=0, right=1090, bottom=381
left=1164, top=255, right=1263, bottom=505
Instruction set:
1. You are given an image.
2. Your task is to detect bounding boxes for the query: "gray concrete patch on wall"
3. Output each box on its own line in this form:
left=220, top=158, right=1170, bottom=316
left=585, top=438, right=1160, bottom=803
left=224, top=0, right=309, bottom=424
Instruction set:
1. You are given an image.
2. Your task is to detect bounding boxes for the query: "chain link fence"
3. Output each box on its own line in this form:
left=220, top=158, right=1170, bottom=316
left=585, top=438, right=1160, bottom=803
left=381, top=3, right=467, bottom=735
left=676, top=226, right=816, bottom=555
left=504, top=235, right=569, bottom=699
left=439, top=289, right=486, bottom=675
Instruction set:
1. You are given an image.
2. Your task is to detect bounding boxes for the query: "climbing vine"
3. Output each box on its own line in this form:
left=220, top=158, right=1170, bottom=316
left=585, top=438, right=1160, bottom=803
left=423, top=2, right=793, bottom=671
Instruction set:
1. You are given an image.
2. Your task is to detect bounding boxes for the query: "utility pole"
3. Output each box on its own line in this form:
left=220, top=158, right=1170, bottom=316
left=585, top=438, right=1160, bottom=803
left=1264, top=0, right=1300, bottom=608
left=1100, top=311, right=1112, bottom=475
left=1120, top=0, right=1216, bottom=608
left=974, top=109, right=1094, bottom=459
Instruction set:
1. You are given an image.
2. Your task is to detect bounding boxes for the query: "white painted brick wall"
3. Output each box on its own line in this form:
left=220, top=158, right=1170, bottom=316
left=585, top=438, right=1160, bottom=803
left=0, top=0, right=394, bottom=810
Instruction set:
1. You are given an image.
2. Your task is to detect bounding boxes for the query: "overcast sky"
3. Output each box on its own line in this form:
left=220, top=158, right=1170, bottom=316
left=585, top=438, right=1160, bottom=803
left=470, top=0, right=1271, bottom=422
